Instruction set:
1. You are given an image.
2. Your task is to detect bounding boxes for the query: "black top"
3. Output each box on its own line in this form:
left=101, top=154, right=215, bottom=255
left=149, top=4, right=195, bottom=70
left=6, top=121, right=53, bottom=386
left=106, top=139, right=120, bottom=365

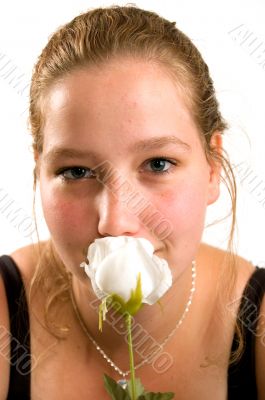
left=227, top=266, right=265, bottom=398
left=0, top=255, right=265, bottom=400
left=0, top=255, right=31, bottom=399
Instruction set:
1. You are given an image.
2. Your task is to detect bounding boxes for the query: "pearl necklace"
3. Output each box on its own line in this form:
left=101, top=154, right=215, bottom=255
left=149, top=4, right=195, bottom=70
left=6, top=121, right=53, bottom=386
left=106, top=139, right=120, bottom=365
left=69, top=260, right=196, bottom=387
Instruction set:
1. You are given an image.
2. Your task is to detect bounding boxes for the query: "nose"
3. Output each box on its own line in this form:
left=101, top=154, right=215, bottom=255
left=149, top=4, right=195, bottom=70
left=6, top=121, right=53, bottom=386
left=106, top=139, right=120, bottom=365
left=97, top=185, right=141, bottom=237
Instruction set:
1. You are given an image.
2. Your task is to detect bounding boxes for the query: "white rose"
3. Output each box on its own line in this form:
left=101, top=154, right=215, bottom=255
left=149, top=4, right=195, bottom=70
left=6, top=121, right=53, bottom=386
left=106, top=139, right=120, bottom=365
left=80, top=236, right=172, bottom=306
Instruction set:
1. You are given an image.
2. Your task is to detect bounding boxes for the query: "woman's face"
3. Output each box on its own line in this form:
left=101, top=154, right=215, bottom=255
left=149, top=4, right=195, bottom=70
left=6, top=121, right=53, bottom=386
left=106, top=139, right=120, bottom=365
left=37, top=59, right=221, bottom=283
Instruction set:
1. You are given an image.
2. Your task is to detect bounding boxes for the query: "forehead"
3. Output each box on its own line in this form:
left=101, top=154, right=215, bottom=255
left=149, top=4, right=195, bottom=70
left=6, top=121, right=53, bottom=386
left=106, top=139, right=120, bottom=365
left=41, top=59, right=200, bottom=152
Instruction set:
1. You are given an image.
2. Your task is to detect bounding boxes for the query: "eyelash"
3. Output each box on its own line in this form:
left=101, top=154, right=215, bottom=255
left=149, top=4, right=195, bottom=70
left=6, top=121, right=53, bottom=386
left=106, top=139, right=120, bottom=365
left=142, top=157, right=177, bottom=175
left=55, top=166, right=97, bottom=182
left=55, top=157, right=177, bottom=182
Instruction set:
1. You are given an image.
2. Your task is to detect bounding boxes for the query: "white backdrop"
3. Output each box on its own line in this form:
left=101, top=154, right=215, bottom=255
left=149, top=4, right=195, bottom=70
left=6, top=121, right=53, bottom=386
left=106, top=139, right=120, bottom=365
left=0, top=0, right=264, bottom=266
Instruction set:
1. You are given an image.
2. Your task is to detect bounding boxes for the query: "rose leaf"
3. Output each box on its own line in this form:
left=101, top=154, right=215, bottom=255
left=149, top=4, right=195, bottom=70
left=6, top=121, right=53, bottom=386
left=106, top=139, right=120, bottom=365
left=138, top=391, right=175, bottom=399
left=126, top=377, right=145, bottom=398
left=103, top=374, right=131, bottom=400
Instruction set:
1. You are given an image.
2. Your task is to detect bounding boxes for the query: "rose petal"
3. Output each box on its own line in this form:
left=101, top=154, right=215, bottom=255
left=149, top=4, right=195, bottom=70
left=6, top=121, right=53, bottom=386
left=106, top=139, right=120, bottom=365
left=81, top=236, right=172, bottom=305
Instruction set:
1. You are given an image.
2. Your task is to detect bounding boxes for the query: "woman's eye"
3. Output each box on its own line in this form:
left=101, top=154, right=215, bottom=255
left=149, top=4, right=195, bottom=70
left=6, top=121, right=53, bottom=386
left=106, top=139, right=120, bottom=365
left=144, top=158, right=176, bottom=174
left=56, top=166, right=96, bottom=181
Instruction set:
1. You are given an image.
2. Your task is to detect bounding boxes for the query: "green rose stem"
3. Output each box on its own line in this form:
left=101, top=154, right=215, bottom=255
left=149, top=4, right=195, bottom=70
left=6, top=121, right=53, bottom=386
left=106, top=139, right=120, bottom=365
left=99, top=274, right=143, bottom=399
left=99, top=274, right=175, bottom=399
left=126, top=313, right=137, bottom=400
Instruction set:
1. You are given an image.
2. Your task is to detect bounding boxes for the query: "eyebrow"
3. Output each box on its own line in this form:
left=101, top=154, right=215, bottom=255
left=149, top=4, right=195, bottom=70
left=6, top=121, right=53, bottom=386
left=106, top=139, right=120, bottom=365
left=43, top=148, right=96, bottom=163
left=130, top=135, right=191, bottom=152
left=43, top=135, right=191, bottom=163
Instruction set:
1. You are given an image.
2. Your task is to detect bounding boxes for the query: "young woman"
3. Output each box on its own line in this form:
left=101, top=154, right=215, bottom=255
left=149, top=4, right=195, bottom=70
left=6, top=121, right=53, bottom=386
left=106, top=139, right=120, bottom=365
left=0, top=5, right=264, bottom=399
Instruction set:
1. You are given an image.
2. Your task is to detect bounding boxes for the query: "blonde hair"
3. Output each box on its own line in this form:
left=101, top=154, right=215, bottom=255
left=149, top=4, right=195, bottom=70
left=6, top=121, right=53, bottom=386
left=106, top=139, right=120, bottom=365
left=29, top=4, right=241, bottom=361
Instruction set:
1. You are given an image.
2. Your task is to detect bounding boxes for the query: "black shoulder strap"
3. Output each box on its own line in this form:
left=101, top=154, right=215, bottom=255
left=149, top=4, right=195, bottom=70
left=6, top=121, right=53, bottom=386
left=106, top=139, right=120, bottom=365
left=228, top=267, right=265, bottom=399
left=0, top=255, right=31, bottom=399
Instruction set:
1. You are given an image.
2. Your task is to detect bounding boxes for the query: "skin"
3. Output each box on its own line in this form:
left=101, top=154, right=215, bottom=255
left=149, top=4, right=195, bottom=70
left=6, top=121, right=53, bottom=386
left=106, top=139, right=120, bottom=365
left=36, top=58, right=224, bottom=359
left=38, top=59, right=221, bottom=275
left=5, top=58, right=261, bottom=399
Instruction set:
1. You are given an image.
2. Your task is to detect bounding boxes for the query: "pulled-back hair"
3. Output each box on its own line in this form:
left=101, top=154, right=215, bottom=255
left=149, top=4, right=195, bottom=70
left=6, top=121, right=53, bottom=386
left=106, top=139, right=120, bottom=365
left=29, top=4, right=240, bottom=364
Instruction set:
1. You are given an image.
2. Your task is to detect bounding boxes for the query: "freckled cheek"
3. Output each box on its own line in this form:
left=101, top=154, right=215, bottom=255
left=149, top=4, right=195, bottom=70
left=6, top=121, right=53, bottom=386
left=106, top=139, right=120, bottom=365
left=154, top=182, right=208, bottom=232
left=40, top=187, right=97, bottom=240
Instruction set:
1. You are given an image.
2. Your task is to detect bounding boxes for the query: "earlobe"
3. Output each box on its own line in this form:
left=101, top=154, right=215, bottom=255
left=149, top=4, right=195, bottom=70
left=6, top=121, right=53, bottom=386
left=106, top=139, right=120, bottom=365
left=207, top=132, right=223, bottom=205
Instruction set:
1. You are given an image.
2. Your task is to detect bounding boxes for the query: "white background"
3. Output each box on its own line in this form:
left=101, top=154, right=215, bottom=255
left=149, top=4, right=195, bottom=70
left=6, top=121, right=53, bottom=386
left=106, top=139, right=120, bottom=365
left=0, top=0, right=264, bottom=265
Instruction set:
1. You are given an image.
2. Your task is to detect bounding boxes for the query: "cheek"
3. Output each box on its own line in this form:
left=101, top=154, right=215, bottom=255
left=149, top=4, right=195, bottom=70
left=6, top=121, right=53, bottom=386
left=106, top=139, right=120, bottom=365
left=40, top=182, right=96, bottom=243
left=153, top=177, right=208, bottom=234
left=151, top=175, right=209, bottom=272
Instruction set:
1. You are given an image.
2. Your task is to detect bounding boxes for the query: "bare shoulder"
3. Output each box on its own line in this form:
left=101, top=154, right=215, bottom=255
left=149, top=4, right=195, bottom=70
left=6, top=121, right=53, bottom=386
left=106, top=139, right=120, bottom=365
left=199, top=242, right=255, bottom=292
left=10, top=240, right=49, bottom=285
left=208, top=248, right=265, bottom=399
left=200, top=242, right=255, bottom=269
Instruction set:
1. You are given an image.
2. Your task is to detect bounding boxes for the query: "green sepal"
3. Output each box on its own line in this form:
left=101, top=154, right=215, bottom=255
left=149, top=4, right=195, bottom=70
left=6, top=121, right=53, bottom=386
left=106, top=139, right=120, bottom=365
left=99, top=273, right=144, bottom=332
left=99, top=295, right=112, bottom=331
left=111, top=273, right=143, bottom=316
left=125, top=273, right=143, bottom=316
left=156, top=299, right=164, bottom=313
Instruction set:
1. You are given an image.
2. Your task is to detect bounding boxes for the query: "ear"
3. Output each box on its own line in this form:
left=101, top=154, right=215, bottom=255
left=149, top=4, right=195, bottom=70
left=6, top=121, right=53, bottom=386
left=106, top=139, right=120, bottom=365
left=207, top=132, right=223, bottom=206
